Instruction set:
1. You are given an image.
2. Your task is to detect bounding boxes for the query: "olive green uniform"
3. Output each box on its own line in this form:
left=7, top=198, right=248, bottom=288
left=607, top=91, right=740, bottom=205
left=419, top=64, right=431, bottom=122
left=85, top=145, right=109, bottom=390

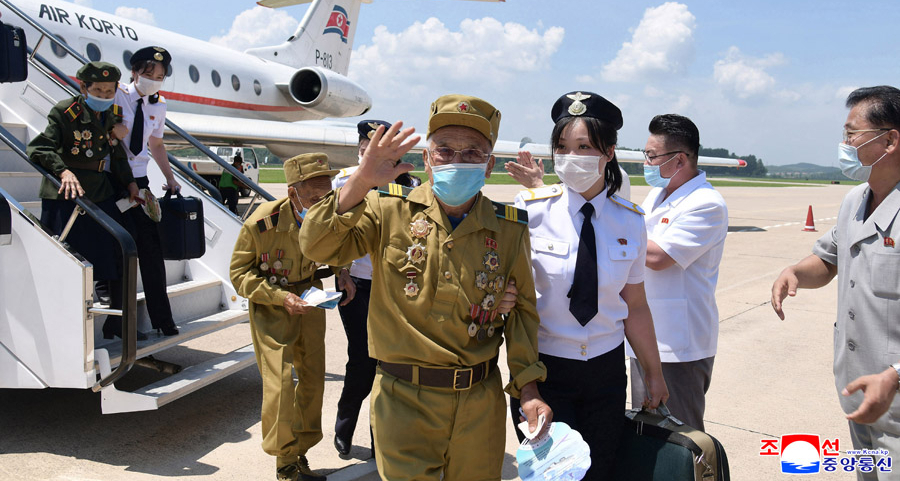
left=299, top=184, right=547, bottom=481
left=230, top=198, right=328, bottom=468
left=28, top=96, right=133, bottom=202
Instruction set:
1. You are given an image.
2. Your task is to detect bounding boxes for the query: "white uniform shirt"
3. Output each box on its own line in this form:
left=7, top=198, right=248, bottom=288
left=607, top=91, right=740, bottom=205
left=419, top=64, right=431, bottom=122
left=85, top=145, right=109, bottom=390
left=332, top=166, right=373, bottom=279
left=625, top=171, right=727, bottom=363
left=515, top=184, right=646, bottom=361
left=115, top=82, right=167, bottom=178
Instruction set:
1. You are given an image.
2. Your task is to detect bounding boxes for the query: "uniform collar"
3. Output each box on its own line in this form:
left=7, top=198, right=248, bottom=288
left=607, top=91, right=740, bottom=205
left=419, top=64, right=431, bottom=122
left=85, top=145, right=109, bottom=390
left=656, top=171, right=708, bottom=210
left=276, top=198, right=297, bottom=233
left=122, top=81, right=153, bottom=102
left=860, top=181, right=900, bottom=233
left=407, top=184, right=500, bottom=235
left=565, top=184, right=608, bottom=220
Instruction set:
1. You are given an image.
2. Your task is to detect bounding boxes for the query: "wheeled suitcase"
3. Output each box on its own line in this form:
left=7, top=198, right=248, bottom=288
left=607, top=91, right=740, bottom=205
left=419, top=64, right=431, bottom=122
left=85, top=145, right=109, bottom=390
left=158, top=191, right=206, bottom=260
left=0, top=21, right=27, bottom=83
left=612, top=404, right=730, bottom=480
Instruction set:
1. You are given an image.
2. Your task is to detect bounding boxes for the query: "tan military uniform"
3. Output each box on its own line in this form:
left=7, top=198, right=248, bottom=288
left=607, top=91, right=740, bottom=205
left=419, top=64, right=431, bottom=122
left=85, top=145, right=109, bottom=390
left=299, top=184, right=547, bottom=481
left=230, top=197, right=329, bottom=468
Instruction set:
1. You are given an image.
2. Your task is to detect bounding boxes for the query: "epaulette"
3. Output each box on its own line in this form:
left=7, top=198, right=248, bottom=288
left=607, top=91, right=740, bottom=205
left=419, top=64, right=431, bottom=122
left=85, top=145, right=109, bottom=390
left=378, top=183, right=412, bottom=198
left=492, top=200, right=528, bottom=225
left=518, top=183, right=564, bottom=202
left=338, top=166, right=358, bottom=178
left=64, top=101, right=82, bottom=122
left=148, top=93, right=161, bottom=104
left=609, top=194, right=644, bottom=215
left=111, top=104, right=123, bottom=120
left=256, top=212, right=279, bottom=232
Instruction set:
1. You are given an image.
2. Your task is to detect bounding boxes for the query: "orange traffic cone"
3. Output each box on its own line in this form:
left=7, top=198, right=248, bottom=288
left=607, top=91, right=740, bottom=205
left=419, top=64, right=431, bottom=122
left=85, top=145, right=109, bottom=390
left=802, top=205, right=817, bottom=232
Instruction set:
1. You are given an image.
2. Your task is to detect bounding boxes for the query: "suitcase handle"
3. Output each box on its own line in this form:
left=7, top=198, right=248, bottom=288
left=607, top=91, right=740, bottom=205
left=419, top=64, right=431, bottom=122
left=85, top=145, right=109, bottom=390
left=625, top=402, right=685, bottom=427
left=162, top=190, right=184, bottom=201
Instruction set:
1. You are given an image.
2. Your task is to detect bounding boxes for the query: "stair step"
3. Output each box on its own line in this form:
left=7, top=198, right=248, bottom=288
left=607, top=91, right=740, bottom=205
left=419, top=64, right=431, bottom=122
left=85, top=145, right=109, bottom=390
left=134, top=278, right=221, bottom=303
left=0, top=171, right=43, bottom=202
left=101, top=344, right=256, bottom=413
left=103, top=308, right=249, bottom=366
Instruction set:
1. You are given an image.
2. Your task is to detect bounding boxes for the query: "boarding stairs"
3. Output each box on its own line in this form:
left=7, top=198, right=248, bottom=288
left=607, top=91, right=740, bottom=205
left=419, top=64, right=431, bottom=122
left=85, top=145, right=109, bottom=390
left=0, top=0, right=274, bottom=414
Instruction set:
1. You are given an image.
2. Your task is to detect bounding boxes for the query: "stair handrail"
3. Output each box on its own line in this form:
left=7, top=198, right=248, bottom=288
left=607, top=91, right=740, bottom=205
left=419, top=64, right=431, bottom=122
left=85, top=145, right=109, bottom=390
left=0, top=0, right=274, bottom=208
left=0, top=188, right=10, bottom=245
left=0, top=124, right=139, bottom=392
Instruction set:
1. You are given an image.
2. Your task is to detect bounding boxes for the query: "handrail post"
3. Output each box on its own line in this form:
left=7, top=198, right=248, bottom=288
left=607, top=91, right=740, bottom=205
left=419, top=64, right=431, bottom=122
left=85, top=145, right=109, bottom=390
left=56, top=205, right=83, bottom=243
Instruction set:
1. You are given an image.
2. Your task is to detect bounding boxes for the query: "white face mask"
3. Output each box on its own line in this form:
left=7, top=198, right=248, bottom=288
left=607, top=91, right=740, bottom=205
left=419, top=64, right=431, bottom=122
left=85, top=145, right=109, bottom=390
left=135, top=75, right=163, bottom=96
left=554, top=154, right=604, bottom=193
left=838, top=131, right=888, bottom=182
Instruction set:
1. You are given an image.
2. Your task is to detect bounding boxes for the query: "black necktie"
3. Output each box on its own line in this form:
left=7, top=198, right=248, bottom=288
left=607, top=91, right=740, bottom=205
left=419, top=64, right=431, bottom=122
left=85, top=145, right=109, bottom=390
left=568, top=202, right=598, bottom=326
left=130, top=97, right=143, bottom=156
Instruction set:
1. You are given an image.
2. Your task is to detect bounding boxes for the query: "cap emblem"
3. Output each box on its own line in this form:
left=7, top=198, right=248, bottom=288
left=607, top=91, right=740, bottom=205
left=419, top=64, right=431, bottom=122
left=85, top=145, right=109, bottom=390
left=457, top=101, right=470, bottom=113
left=153, top=52, right=163, bottom=61
left=566, top=92, right=591, bottom=116
left=366, top=122, right=379, bottom=139
left=102, top=70, right=109, bottom=77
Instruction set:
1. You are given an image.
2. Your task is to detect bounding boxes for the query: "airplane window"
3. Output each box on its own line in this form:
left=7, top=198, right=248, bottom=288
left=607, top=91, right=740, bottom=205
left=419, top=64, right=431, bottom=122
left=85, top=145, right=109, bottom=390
left=86, top=43, right=101, bottom=62
left=231, top=74, right=240, bottom=91
left=253, top=80, right=261, bottom=96
left=50, top=35, right=68, bottom=58
left=189, top=65, right=199, bottom=83
left=211, top=69, right=221, bottom=87
left=123, top=50, right=132, bottom=67
left=166, top=64, right=173, bottom=77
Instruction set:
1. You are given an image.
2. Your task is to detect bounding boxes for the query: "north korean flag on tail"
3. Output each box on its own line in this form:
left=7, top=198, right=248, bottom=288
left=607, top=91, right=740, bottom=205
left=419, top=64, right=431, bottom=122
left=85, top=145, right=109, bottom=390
left=323, top=5, right=351, bottom=43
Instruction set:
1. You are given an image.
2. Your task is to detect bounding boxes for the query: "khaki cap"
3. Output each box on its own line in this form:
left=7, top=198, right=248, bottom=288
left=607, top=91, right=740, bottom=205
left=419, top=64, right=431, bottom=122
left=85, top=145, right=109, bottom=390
left=283, top=153, right=338, bottom=185
left=76, top=61, right=121, bottom=83
left=427, top=94, right=501, bottom=147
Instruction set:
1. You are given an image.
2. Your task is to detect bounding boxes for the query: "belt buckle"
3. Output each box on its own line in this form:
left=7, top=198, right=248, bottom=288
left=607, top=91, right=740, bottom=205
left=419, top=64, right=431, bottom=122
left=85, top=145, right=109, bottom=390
left=453, top=368, right=473, bottom=390
left=97, top=159, right=106, bottom=172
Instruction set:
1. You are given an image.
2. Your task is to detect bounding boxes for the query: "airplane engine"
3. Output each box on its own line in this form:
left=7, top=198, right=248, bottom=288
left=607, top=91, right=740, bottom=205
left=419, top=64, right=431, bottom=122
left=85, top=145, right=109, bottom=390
left=287, top=67, right=371, bottom=118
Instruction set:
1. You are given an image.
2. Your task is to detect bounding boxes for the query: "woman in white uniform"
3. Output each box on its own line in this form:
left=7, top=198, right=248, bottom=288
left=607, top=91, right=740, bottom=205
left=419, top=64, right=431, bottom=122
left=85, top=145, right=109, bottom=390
left=510, top=91, right=668, bottom=479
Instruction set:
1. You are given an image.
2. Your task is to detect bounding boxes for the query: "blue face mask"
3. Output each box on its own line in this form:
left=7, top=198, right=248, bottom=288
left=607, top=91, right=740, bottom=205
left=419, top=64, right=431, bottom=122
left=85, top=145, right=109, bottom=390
left=430, top=163, right=487, bottom=207
left=839, top=132, right=888, bottom=182
left=84, top=94, right=114, bottom=112
left=643, top=154, right=680, bottom=189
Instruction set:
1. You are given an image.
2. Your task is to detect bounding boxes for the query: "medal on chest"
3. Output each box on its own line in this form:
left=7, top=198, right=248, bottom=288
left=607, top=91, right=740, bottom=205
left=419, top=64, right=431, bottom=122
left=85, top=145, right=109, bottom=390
left=404, top=271, right=419, bottom=298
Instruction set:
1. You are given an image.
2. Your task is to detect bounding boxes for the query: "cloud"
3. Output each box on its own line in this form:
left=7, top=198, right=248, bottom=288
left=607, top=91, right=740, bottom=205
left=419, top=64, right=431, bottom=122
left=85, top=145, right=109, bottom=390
left=113, top=7, right=156, bottom=27
left=348, top=17, right=564, bottom=95
left=601, top=2, right=696, bottom=82
left=713, top=46, right=787, bottom=99
left=575, top=74, right=596, bottom=84
left=835, top=85, right=858, bottom=101
left=209, top=6, right=298, bottom=52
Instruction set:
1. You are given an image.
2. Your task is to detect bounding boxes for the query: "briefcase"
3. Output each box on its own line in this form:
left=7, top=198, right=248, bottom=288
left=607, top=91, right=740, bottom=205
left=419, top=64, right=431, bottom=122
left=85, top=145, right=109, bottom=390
left=612, top=404, right=730, bottom=480
left=158, top=191, right=206, bottom=260
left=0, top=21, right=27, bottom=83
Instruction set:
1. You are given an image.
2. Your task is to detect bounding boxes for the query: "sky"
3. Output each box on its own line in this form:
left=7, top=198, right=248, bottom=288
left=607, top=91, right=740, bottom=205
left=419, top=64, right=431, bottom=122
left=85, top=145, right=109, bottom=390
left=76, top=0, right=900, bottom=167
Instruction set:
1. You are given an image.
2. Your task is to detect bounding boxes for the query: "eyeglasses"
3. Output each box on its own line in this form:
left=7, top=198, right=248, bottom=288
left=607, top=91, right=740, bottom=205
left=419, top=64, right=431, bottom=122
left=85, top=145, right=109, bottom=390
left=429, top=147, right=490, bottom=164
left=642, top=150, right=683, bottom=163
left=842, top=128, right=891, bottom=144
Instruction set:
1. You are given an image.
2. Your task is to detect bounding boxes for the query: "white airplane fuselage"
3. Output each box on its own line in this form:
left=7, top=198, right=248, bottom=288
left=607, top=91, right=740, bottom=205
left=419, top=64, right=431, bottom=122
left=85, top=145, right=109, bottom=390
left=6, top=0, right=358, bottom=123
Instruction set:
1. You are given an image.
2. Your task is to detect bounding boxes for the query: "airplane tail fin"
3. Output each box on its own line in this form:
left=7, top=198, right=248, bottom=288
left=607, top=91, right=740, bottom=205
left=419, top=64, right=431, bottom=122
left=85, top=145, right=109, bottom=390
left=246, top=0, right=364, bottom=75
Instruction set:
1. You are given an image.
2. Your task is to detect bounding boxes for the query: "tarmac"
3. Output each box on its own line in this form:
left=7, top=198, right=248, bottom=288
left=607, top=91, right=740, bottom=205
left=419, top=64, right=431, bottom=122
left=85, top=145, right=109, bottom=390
left=0, top=180, right=867, bottom=480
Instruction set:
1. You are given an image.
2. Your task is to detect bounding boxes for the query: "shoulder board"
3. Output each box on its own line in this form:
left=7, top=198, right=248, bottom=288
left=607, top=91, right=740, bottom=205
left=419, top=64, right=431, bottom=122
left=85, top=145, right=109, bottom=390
left=338, top=166, right=358, bottom=178
left=609, top=194, right=645, bottom=215
left=64, top=101, right=82, bottom=121
left=377, top=183, right=412, bottom=198
left=518, top=183, right=564, bottom=202
left=256, top=212, right=279, bottom=233
left=492, top=201, right=528, bottom=225
left=111, top=104, right=123, bottom=119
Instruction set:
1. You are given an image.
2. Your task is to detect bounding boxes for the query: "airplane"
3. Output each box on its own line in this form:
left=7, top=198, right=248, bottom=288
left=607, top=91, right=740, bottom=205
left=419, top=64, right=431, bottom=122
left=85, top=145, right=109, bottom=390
left=2, top=0, right=744, bottom=169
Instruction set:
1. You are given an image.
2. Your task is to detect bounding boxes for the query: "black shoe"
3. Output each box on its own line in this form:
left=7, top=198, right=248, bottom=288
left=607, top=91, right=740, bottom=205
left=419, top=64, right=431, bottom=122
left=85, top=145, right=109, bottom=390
left=276, top=463, right=298, bottom=481
left=334, top=434, right=351, bottom=456
left=296, top=456, right=326, bottom=481
left=102, top=321, right=148, bottom=341
left=153, top=321, right=179, bottom=336
left=94, top=281, right=111, bottom=304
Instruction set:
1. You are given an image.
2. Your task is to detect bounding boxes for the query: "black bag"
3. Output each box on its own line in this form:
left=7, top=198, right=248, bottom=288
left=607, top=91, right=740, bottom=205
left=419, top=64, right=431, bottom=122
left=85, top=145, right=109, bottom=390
left=612, top=404, right=730, bottom=480
left=0, top=21, right=27, bottom=83
left=158, top=191, right=206, bottom=260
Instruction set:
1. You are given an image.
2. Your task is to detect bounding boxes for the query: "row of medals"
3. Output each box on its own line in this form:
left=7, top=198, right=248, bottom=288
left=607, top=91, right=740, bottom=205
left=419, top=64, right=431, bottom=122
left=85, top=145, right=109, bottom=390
left=260, top=250, right=291, bottom=287
left=71, top=129, right=107, bottom=157
left=404, top=218, right=504, bottom=342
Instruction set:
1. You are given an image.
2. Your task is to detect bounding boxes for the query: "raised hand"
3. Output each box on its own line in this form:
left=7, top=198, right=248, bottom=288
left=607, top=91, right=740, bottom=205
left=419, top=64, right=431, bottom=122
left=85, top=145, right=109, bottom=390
left=505, top=151, right=545, bottom=188
left=356, top=121, right=420, bottom=189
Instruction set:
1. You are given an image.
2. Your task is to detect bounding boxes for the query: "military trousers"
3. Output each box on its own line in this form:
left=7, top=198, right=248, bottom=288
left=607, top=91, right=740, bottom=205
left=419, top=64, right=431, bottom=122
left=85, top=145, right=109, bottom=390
left=371, top=366, right=506, bottom=481
left=334, top=276, right=376, bottom=445
left=249, top=301, right=326, bottom=467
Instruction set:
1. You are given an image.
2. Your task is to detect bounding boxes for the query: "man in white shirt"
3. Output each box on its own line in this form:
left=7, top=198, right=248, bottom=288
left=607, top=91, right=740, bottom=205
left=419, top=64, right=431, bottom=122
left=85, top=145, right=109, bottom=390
left=628, top=114, right=728, bottom=431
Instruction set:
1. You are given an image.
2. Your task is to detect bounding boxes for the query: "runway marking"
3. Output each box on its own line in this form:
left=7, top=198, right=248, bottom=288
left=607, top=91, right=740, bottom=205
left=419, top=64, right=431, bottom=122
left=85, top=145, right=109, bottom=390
left=727, top=217, right=838, bottom=235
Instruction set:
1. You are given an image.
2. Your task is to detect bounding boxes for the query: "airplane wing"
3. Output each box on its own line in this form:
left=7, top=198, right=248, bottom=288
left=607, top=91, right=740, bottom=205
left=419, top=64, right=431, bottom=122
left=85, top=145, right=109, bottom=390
left=165, top=111, right=746, bottom=168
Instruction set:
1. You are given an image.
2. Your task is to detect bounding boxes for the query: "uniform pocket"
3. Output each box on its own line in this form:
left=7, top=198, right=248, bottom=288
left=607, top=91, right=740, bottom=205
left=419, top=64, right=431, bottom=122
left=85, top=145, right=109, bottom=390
left=531, top=236, right=569, bottom=283
left=384, top=244, right=421, bottom=273
left=871, top=253, right=900, bottom=299
left=647, top=298, right=689, bottom=353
